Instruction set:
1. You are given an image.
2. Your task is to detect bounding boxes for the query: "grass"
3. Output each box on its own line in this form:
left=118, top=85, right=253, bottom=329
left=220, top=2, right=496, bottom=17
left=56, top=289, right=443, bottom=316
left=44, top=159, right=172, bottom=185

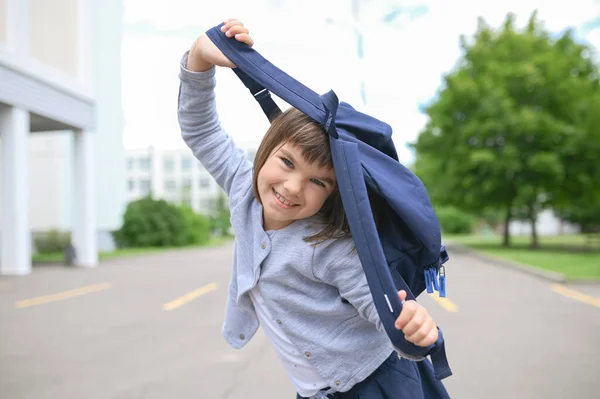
left=32, top=236, right=232, bottom=264
left=444, top=234, right=600, bottom=280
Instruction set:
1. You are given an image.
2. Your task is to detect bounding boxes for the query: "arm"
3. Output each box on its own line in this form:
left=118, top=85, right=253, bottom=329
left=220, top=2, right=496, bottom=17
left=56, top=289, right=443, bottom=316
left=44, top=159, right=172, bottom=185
left=177, top=55, right=252, bottom=206
left=178, top=20, right=255, bottom=207
left=312, top=239, right=384, bottom=331
left=313, top=239, right=429, bottom=361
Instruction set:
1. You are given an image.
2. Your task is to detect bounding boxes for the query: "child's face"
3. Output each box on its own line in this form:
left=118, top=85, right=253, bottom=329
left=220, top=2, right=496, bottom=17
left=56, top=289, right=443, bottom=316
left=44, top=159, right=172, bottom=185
left=257, top=142, right=336, bottom=231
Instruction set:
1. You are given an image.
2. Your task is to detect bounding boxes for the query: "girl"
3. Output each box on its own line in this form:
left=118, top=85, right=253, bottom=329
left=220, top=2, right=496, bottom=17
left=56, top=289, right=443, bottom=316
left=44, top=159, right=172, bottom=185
left=178, top=18, right=449, bottom=399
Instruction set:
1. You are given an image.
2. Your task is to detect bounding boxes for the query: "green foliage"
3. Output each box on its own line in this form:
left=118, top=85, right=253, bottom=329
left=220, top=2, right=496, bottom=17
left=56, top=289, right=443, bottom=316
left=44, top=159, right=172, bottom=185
left=413, top=12, right=600, bottom=246
left=34, top=229, right=71, bottom=254
left=179, top=205, right=211, bottom=245
left=113, top=196, right=211, bottom=248
left=210, top=192, right=232, bottom=236
left=435, top=206, right=475, bottom=234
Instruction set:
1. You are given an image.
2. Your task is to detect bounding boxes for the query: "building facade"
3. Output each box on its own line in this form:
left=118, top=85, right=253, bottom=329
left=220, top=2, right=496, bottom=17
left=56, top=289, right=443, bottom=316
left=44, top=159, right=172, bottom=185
left=125, top=144, right=258, bottom=216
left=0, top=0, right=125, bottom=275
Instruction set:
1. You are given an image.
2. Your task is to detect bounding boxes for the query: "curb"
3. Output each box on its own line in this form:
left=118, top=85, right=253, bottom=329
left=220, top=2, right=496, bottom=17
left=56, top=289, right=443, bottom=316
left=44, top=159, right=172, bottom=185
left=444, top=242, right=568, bottom=284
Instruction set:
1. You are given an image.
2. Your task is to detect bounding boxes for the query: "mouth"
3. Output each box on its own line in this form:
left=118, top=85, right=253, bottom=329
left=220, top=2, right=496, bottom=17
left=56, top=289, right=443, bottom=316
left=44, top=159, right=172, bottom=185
left=272, top=188, right=299, bottom=208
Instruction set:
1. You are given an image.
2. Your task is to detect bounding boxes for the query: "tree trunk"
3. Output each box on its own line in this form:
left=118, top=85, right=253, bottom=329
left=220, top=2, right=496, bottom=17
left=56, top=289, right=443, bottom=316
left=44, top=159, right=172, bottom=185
left=503, top=206, right=512, bottom=247
left=530, top=208, right=539, bottom=249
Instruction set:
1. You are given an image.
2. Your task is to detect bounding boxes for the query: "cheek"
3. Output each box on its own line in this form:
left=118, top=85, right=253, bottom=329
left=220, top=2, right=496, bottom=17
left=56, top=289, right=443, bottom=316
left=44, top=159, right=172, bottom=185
left=257, top=164, right=275, bottom=189
left=307, top=188, right=330, bottom=208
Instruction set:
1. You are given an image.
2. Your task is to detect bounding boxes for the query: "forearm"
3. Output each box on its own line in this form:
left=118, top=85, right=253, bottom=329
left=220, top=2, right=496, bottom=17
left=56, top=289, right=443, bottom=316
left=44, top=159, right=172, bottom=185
left=177, top=51, right=252, bottom=204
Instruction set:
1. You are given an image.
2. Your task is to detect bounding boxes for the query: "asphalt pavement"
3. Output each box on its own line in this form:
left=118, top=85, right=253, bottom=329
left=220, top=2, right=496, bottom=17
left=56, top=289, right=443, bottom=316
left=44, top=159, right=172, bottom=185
left=0, top=242, right=599, bottom=398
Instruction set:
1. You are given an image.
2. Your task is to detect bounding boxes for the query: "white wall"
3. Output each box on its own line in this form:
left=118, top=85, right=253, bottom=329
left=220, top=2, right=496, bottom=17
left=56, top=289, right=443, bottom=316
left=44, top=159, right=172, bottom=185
left=29, top=0, right=79, bottom=78
left=27, top=132, right=71, bottom=230
left=509, top=210, right=580, bottom=236
left=90, top=0, right=125, bottom=236
left=0, top=0, right=125, bottom=252
left=0, top=0, right=6, bottom=46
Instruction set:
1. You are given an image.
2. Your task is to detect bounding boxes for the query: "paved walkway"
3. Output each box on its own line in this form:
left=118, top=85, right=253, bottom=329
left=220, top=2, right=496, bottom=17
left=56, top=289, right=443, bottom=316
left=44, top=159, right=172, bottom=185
left=1, top=242, right=599, bottom=398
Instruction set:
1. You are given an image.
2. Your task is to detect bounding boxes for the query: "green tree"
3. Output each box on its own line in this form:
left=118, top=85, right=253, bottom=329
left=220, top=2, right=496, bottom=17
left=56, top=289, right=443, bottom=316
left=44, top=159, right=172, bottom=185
left=211, top=191, right=232, bottom=236
left=414, top=12, right=600, bottom=247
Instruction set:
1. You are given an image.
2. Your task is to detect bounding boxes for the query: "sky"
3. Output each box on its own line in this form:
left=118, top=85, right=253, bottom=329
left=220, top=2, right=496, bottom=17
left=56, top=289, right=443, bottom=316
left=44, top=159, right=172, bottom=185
left=120, top=0, right=600, bottom=163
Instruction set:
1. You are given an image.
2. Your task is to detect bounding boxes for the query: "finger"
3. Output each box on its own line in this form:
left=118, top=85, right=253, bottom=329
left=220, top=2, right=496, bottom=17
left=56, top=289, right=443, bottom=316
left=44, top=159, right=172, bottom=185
left=226, top=25, right=249, bottom=38
left=394, top=300, right=417, bottom=330
left=415, top=327, right=438, bottom=347
left=234, top=33, right=254, bottom=47
left=398, top=290, right=407, bottom=302
left=221, top=19, right=244, bottom=32
left=401, top=310, right=427, bottom=337
left=405, top=317, right=431, bottom=343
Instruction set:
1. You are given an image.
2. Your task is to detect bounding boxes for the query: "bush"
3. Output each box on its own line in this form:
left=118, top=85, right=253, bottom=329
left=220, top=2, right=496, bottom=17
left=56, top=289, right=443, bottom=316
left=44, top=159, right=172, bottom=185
left=210, top=192, right=232, bottom=236
left=112, top=197, right=211, bottom=248
left=34, top=229, right=71, bottom=254
left=179, top=206, right=211, bottom=245
left=435, top=206, right=475, bottom=235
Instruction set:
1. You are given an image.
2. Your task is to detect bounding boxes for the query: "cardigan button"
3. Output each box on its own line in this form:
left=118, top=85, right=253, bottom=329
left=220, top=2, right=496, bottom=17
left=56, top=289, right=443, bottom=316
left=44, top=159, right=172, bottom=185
left=239, top=334, right=245, bottom=340
left=305, top=352, right=311, bottom=357
left=261, top=241, right=267, bottom=249
left=335, top=380, right=341, bottom=386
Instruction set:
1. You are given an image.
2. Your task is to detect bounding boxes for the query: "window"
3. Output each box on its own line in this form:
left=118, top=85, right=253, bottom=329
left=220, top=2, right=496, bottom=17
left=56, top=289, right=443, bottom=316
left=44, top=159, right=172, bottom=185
left=139, top=157, right=152, bottom=171
left=139, top=179, right=152, bottom=195
left=181, top=157, right=193, bottom=172
left=127, top=158, right=135, bottom=170
left=163, top=157, right=175, bottom=173
left=127, top=179, right=135, bottom=191
left=164, top=179, right=177, bottom=192
left=199, top=178, right=210, bottom=189
left=200, top=198, right=212, bottom=210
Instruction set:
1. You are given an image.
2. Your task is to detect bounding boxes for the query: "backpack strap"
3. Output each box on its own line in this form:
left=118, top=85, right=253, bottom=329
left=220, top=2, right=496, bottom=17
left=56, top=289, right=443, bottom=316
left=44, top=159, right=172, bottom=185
left=232, top=68, right=282, bottom=122
left=205, top=23, right=452, bottom=379
left=206, top=24, right=328, bottom=125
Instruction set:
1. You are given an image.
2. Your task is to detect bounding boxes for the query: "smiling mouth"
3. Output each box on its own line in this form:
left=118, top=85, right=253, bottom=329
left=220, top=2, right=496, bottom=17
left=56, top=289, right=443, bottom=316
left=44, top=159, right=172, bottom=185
left=273, top=188, right=299, bottom=207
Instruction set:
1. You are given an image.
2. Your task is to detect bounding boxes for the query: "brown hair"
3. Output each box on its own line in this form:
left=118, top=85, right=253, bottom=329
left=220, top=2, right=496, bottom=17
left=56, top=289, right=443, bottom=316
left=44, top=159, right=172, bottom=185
left=252, top=107, right=351, bottom=244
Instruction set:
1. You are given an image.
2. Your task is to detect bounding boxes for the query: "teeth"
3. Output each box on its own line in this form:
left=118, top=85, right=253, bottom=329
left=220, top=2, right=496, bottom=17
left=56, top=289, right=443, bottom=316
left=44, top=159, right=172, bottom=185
left=275, top=190, right=295, bottom=206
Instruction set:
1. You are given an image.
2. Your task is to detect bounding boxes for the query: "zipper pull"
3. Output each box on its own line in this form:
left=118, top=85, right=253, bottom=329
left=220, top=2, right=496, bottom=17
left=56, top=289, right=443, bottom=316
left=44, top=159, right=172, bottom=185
left=425, top=268, right=434, bottom=294
left=432, top=267, right=440, bottom=291
left=439, top=265, right=446, bottom=297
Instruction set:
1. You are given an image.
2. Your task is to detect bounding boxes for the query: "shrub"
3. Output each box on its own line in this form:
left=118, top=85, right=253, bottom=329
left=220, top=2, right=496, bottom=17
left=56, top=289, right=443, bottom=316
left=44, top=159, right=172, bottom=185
left=210, top=192, right=232, bottom=236
left=113, top=197, right=210, bottom=248
left=435, top=206, right=475, bottom=235
left=34, top=229, right=71, bottom=254
left=179, top=206, right=211, bottom=245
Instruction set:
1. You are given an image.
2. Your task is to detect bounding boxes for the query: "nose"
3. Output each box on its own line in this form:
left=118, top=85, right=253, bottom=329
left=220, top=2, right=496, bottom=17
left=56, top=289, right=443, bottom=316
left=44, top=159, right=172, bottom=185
left=283, top=177, right=303, bottom=198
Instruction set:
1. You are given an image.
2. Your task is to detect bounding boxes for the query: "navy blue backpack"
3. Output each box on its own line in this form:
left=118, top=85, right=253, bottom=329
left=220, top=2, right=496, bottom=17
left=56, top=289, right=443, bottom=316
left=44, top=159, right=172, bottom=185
left=206, top=23, right=452, bottom=384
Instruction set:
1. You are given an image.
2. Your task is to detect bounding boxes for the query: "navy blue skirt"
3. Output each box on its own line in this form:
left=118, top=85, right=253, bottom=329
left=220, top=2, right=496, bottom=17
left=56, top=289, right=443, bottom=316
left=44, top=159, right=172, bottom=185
left=297, top=353, right=450, bottom=399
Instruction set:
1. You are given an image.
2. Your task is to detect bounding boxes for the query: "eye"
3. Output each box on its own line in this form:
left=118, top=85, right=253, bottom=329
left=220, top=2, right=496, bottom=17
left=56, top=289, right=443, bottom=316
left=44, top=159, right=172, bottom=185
left=311, top=178, right=325, bottom=188
left=280, top=157, right=294, bottom=168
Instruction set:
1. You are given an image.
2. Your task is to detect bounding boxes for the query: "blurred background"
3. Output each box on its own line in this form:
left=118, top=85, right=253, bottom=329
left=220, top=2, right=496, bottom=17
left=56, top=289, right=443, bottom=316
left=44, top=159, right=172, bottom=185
left=0, top=0, right=599, bottom=398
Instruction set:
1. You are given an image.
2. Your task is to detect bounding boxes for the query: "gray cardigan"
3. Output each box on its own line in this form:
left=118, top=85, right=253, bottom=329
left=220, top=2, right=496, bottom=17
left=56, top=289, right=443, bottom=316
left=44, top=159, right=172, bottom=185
left=178, top=52, right=405, bottom=393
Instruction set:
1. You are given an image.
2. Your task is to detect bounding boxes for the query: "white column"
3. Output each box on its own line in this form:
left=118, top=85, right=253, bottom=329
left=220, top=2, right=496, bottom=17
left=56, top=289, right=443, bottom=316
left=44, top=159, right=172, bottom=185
left=72, top=130, right=98, bottom=267
left=1, top=106, right=31, bottom=276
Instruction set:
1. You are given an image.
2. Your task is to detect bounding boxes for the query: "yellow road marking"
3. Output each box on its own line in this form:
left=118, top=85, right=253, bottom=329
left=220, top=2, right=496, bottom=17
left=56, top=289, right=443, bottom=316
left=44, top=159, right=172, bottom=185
left=551, top=284, right=600, bottom=309
left=16, top=282, right=112, bottom=308
left=163, top=283, right=219, bottom=311
left=429, top=291, right=459, bottom=312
